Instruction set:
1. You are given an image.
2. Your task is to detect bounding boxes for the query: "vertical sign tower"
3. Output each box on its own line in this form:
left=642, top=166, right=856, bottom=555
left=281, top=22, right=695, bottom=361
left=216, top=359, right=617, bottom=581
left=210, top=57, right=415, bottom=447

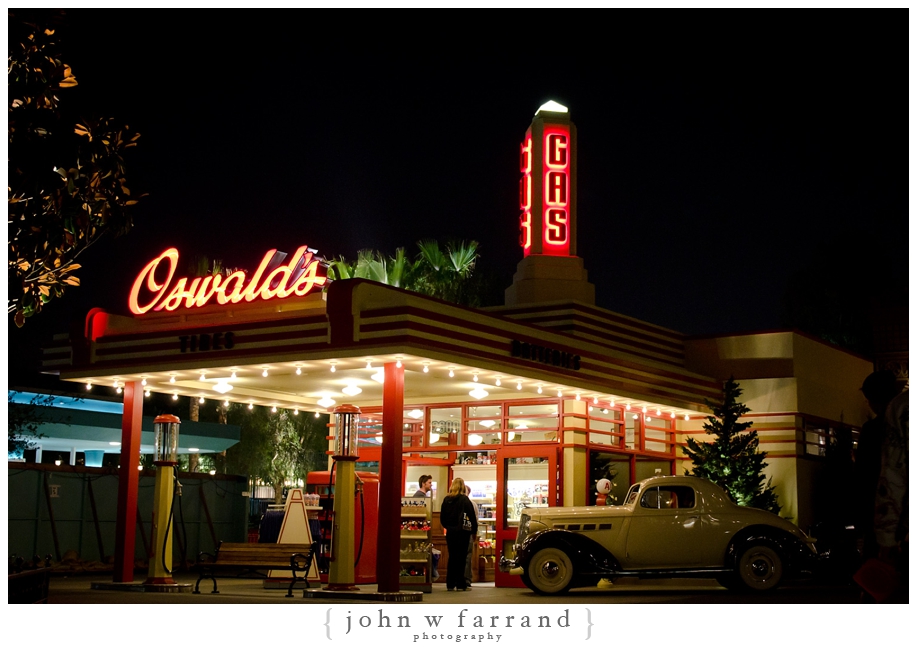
left=505, top=101, right=595, bottom=306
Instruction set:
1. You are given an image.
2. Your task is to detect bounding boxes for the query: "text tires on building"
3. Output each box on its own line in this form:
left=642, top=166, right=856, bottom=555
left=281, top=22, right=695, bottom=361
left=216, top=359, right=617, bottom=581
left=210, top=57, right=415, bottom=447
left=736, top=542, right=783, bottom=591
left=525, top=547, right=575, bottom=595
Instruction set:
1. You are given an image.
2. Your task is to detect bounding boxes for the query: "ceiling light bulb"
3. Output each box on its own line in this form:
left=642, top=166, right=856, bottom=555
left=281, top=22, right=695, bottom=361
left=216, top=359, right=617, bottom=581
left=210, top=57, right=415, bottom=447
left=224, top=400, right=229, bottom=407
left=642, top=406, right=648, bottom=413
left=557, top=389, right=563, bottom=397
left=86, top=382, right=92, bottom=390
left=141, top=378, right=147, bottom=386
left=671, top=411, right=676, bottom=419
left=317, top=395, right=336, bottom=408
left=609, top=400, right=615, bottom=408
left=576, top=393, right=582, bottom=401
left=656, top=408, right=662, bottom=415
left=366, top=361, right=373, bottom=370
left=633, top=413, right=638, bottom=419
left=248, top=402, right=254, bottom=410
left=170, top=375, right=176, bottom=383
left=593, top=396, right=598, bottom=404
left=517, top=381, right=522, bottom=391
left=172, top=393, right=179, bottom=400
left=296, top=366, right=302, bottom=375
left=230, top=371, right=237, bottom=379
left=330, top=364, right=337, bottom=373
left=199, top=396, right=205, bottom=404
left=469, top=387, right=488, bottom=400
left=293, top=408, right=299, bottom=415
left=116, top=386, right=123, bottom=394
left=449, top=369, right=455, bottom=378
left=342, top=384, right=362, bottom=396
left=473, top=373, right=479, bottom=382
left=685, top=414, right=690, bottom=421
left=626, top=403, right=631, bottom=410
left=423, top=364, right=429, bottom=373
left=645, top=416, right=651, bottom=422
left=396, top=359, right=402, bottom=368
left=495, top=378, right=502, bottom=386
left=537, top=385, right=543, bottom=394
left=314, top=411, right=320, bottom=418
left=271, top=406, right=277, bottom=413
left=262, top=368, right=269, bottom=377
left=145, top=390, right=151, bottom=397
left=200, top=373, right=206, bottom=381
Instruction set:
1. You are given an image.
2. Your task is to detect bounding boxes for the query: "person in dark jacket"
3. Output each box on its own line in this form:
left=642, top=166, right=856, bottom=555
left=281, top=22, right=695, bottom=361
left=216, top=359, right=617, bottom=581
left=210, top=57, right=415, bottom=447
left=440, top=477, right=478, bottom=591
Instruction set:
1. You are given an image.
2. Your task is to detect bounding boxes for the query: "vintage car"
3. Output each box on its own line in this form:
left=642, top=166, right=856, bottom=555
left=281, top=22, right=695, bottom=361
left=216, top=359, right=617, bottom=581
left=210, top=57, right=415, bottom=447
left=500, top=475, right=818, bottom=595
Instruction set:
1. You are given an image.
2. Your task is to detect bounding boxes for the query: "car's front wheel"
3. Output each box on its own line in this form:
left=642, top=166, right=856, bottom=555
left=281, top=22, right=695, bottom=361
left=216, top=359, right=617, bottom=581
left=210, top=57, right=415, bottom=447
left=525, top=547, right=575, bottom=595
left=736, top=543, right=784, bottom=591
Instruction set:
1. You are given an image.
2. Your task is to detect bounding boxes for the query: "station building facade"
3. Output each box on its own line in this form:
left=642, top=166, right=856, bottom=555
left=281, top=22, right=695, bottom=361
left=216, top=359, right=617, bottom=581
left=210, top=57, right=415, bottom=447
left=41, top=102, right=874, bottom=588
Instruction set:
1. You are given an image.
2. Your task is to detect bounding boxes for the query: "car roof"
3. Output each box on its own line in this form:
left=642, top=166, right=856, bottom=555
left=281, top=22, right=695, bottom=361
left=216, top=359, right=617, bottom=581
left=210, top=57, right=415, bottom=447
left=634, top=475, right=720, bottom=490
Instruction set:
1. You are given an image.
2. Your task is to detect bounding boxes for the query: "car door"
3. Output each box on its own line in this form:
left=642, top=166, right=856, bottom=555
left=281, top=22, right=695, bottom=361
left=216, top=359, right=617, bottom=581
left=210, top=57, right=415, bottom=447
left=623, top=485, right=709, bottom=568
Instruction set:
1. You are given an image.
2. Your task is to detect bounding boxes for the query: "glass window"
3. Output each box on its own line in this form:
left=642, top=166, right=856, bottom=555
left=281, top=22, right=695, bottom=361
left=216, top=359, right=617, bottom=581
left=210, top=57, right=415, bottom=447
left=589, top=451, right=631, bottom=505
left=625, top=412, right=637, bottom=449
left=429, top=407, right=461, bottom=446
left=644, top=416, right=673, bottom=454
left=587, top=406, right=624, bottom=447
left=640, top=486, right=695, bottom=509
left=504, top=458, right=551, bottom=526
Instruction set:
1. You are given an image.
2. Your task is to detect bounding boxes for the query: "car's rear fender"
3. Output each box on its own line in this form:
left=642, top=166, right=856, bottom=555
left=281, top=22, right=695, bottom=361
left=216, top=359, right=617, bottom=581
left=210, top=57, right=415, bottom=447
left=725, top=525, right=817, bottom=575
left=519, top=529, right=622, bottom=575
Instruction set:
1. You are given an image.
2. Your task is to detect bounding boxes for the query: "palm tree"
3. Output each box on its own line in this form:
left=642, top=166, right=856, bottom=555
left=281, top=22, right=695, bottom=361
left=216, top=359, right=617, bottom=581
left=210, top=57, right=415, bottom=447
left=328, top=240, right=481, bottom=306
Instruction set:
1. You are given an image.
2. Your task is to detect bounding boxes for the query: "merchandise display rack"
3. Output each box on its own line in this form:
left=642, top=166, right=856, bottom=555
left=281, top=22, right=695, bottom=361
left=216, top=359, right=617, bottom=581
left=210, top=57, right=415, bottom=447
left=399, top=497, right=433, bottom=592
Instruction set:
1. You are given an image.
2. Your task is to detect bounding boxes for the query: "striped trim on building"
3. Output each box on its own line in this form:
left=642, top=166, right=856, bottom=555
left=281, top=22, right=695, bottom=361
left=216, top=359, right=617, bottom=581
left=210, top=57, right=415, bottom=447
left=490, top=301, right=686, bottom=367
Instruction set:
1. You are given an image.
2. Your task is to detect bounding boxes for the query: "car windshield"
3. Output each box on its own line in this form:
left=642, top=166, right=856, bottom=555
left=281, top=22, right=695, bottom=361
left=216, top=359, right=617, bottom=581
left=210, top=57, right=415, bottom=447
left=624, top=483, right=641, bottom=505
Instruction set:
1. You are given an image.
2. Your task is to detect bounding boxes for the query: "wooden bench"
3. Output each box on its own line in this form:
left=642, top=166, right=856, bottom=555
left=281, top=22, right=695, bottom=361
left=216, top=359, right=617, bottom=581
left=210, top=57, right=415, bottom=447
left=194, top=541, right=317, bottom=597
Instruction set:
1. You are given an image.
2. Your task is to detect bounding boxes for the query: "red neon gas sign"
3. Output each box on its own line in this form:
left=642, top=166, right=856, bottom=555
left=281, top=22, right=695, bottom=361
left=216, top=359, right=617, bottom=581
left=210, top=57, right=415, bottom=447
left=129, top=246, right=326, bottom=315
left=518, top=122, right=571, bottom=257
left=542, top=125, right=570, bottom=255
left=519, top=135, right=533, bottom=252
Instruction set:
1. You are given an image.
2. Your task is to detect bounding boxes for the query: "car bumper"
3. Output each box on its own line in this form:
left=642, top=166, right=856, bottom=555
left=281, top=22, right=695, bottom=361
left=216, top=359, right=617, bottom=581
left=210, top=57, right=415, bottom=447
left=499, top=556, right=523, bottom=575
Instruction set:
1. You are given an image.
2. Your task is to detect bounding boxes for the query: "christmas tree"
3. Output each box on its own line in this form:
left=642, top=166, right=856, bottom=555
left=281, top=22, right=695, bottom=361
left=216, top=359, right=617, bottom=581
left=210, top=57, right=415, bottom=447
left=683, top=377, right=781, bottom=514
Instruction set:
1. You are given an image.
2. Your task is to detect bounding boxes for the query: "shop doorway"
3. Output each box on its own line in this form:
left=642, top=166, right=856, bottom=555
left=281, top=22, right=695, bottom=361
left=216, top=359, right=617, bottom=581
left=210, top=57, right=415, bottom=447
left=494, top=445, right=558, bottom=587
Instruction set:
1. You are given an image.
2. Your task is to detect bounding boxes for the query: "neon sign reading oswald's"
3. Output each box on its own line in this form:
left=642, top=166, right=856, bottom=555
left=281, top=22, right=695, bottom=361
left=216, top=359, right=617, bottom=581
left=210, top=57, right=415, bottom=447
left=129, top=246, right=326, bottom=314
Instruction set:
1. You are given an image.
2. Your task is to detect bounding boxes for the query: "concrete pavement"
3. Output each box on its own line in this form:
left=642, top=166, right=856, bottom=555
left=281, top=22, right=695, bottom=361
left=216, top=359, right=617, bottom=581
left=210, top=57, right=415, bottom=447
left=44, top=572, right=861, bottom=604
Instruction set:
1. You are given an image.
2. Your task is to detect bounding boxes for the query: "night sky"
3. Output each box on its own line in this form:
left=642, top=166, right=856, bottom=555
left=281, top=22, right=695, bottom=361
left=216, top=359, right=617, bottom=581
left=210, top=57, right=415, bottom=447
left=9, top=9, right=908, bottom=385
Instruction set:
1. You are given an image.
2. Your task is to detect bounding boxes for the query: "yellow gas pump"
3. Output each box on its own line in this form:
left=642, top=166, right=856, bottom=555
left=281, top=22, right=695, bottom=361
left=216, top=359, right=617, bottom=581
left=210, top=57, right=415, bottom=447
left=145, top=414, right=180, bottom=585
left=325, top=404, right=360, bottom=591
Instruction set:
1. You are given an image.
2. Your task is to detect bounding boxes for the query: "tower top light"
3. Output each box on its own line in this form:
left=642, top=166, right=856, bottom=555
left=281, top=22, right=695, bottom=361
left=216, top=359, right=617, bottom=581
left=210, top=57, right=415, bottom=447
left=536, top=100, right=568, bottom=114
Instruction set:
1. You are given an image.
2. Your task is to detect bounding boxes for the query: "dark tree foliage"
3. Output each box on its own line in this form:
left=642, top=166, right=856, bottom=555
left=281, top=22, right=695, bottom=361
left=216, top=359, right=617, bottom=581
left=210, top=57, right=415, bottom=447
left=682, top=377, right=781, bottom=514
left=214, top=404, right=329, bottom=503
left=8, top=10, right=143, bottom=326
left=8, top=391, right=62, bottom=456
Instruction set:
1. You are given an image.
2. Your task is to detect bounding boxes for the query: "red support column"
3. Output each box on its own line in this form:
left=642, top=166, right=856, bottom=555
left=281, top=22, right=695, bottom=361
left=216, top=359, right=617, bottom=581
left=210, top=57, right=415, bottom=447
left=113, top=380, right=144, bottom=582
left=377, top=361, right=404, bottom=592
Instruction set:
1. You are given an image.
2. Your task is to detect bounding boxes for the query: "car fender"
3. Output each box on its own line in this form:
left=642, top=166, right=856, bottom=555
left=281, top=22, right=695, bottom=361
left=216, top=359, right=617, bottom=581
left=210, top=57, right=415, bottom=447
left=518, top=529, right=622, bottom=574
left=725, top=525, right=817, bottom=574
